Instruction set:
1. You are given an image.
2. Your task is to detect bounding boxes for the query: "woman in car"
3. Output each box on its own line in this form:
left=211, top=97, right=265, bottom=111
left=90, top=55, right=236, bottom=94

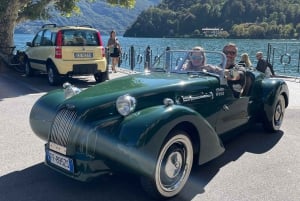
left=182, top=46, right=221, bottom=73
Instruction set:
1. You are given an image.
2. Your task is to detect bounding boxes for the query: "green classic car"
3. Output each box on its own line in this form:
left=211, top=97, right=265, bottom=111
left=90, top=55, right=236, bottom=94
left=30, top=50, right=289, bottom=199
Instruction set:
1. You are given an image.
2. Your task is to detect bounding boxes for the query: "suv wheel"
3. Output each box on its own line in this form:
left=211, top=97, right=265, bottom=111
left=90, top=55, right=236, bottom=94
left=47, top=64, right=60, bottom=86
left=25, top=60, right=34, bottom=77
left=94, top=72, right=108, bottom=83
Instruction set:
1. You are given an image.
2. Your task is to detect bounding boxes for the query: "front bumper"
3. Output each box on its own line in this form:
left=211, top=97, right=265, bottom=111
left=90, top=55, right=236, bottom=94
left=44, top=144, right=111, bottom=182
left=54, top=59, right=107, bottom=75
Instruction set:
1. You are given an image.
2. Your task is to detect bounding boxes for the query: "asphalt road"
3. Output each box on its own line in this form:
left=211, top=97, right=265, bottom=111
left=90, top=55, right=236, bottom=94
left=0, top=63, right=299, bottom=201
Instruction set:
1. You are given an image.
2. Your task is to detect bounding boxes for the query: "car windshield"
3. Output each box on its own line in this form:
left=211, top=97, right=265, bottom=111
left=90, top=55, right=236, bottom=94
left=151, top=50, right=227, bottom=77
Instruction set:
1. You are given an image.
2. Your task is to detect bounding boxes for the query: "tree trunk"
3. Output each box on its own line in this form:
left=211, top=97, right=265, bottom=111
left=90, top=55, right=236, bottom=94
left=0, top=0, right=21, bottom=55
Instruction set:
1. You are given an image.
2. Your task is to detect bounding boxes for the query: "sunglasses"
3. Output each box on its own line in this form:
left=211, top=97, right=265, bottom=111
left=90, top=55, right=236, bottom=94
left=191, top=55, right=204, bottom=61
left=223, top=50, right=236, bottom=56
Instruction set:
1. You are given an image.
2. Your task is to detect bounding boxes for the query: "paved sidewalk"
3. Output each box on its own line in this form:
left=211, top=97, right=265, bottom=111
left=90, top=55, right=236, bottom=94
left=282, top=78, right=300, bottom=108
left=107, top=67, right=139, bottom=80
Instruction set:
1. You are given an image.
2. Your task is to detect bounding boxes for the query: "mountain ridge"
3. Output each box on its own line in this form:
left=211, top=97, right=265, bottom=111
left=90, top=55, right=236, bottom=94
left=15, top=0, right=160, bottom=36
left=124, top=0, right=300, bottom=39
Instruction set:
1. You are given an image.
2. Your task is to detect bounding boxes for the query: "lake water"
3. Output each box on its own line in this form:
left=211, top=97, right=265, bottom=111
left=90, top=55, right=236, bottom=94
left=14, top=34, right=300, bottom=77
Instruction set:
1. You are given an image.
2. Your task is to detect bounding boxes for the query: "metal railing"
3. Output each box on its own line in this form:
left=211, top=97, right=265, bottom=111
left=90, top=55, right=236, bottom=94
left=106, top=45, right=168, bottom=72
left=267, top=42, right=300, bottom=76
left=111, top=43, right=300, bottom=77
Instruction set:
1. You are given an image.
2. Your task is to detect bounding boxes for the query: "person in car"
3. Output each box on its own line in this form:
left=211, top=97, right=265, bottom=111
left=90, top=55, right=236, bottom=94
left=223, top=43, right=246, bottom=98
left=256, top=51, right=275, bottom=77
left=238, top=53, right=252, bottom=68
left=182, top=46, right=222, bottom=73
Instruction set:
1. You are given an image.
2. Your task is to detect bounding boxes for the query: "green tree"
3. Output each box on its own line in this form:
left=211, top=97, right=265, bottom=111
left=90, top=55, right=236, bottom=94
left=124, top=0, right=299, bottom=39
left=0, top=0, right=135, bottom=54
left=281, top=23, right=295, bottom=38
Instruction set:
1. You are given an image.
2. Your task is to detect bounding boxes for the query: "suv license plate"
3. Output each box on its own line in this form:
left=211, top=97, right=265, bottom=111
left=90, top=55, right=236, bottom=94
left=74, top=52, right=93, bottom=58
left=46, top=150, right=74, bottom=173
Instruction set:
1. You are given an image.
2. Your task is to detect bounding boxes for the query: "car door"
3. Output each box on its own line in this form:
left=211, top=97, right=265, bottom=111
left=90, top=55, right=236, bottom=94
left=27, top=30, right=53, bottom=71
left=27, top=30, right=44, bottom=70
left=178, top=79, right=222, bottom=127
left=215, top=85, right=250, bottom=134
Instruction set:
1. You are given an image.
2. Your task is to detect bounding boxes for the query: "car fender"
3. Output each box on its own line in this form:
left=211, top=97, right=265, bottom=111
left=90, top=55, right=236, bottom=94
left=261, top=79, right=289, bottom=119
left=46, top=58, right=60, bottom=73
left=29, top=89, right=65, bottom=141
left=118, top=105, right=225, bottom=171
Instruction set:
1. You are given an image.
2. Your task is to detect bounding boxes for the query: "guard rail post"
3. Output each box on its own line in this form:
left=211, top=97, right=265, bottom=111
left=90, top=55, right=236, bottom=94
left=145, top=45, right=151, bottom=70
left=297, top=49, right=300, bottom=73
left=130, top=45, right=135, bottom=70
left=166, top=46, right=171, bottom=70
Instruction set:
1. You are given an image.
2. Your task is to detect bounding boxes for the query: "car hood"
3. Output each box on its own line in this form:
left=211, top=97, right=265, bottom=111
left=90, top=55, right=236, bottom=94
left=63, top=72, right=219, bottom=117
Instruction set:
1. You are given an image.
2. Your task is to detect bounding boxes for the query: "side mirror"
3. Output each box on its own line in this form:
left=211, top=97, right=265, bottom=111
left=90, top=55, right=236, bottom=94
left=26, top=42, right=32, bottom=47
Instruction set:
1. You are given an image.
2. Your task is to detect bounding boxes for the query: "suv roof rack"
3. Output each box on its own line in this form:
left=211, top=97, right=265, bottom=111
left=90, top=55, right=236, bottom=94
left=42, top=24, right=57, bottom=28
left=78, top=25, right=93, bottom=28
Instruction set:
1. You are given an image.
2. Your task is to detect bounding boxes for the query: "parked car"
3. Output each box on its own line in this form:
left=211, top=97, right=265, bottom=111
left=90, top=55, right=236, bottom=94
left=24, top=24, right=107, bottom=85
left=29, top=49, right=289, bottom=199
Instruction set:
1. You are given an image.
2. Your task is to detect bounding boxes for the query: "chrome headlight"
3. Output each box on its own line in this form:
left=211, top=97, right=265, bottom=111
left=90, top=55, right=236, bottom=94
left=116, top=94, right=136, bottom=116
left=63, top=82, right=82, bottom=99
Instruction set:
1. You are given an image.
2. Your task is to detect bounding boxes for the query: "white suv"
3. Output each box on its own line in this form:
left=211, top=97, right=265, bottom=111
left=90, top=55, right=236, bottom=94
left=25, top=24, right=107, bottom=85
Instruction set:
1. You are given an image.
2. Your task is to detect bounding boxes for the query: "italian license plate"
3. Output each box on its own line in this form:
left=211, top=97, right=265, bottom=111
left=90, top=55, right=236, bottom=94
left=74, top=52, right=93, bottom=58
left=46, top=150, right=74, bottom=173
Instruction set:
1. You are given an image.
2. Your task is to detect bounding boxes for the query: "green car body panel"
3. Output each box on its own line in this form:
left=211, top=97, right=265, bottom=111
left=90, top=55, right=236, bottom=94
left=30, top=61, right=289, bottom=194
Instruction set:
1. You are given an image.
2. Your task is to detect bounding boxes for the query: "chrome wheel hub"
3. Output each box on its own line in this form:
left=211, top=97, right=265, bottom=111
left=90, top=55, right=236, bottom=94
left=165, top=151, right=183, bottom=179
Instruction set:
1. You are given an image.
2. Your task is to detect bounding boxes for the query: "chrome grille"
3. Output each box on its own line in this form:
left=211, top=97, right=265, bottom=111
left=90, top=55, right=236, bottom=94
left=50, top=108, right=77, bottom=146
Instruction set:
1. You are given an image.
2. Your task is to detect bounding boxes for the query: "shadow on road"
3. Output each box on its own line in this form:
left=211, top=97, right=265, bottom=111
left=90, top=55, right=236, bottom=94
left=0, top=126, right=283, bottom=201
left=0, top=62, right=98, bottom=101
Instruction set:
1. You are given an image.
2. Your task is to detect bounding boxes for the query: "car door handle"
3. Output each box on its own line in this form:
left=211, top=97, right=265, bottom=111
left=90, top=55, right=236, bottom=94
left=179, top=92, right=214, bottom=103
left=223, top=105, right=229, bottom=111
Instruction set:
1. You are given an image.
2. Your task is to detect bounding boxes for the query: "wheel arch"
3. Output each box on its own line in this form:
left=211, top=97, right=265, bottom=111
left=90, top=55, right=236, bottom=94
left=260, top=79, right=289, bottom=130
left=262, top=79, right=289, bottom=114
left=118, top=105, right=225, bottom=176
left=23, top=54, right=29, bottom=62
left=46, top=59, right=60, bottom=74
left=169, top=121, right=200, bottom=155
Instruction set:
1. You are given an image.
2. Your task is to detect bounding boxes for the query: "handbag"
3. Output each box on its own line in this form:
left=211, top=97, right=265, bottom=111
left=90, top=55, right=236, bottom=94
left=113, top=47, right=120, bottom=55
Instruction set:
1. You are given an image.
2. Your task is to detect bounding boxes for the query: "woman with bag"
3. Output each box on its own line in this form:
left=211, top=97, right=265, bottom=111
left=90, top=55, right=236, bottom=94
left=107, top=30, right=121, bottom=73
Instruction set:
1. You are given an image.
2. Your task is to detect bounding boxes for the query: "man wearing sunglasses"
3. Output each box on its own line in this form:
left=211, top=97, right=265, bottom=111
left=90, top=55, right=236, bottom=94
left=223, top=43, right=246, bottom=98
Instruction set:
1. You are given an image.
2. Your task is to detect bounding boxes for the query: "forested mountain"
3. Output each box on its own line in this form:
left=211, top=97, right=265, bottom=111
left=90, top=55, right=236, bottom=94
left=15, top=0, right=160, bottom=36
left=124, top=0, right=300, bottom=39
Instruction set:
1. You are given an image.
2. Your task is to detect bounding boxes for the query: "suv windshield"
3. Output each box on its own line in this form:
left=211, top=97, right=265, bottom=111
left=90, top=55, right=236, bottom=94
left=61, top=29, right=100, bottom=46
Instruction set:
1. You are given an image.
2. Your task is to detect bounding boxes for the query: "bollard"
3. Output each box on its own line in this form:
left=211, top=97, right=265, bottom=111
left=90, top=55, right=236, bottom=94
left=130, top=45, right=135, bottom=70
left=145, top=45, right=151, bottom=70
left=166, top=46, right=171, bottom=70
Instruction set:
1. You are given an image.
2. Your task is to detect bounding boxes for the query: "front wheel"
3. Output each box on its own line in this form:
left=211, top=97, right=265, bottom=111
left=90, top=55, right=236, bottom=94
left=263, top=95, right=286, bottom=132
left=94, top=71, right=108, bottom=83
left=141, top=130, right=193, bottom=199
left=47, top=64, right=60, bottom=86
left=25, top=60, right=34, bottom=77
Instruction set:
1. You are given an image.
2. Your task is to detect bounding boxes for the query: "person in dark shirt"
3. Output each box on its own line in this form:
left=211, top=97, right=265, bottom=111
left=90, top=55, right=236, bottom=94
left=222, top=43, right=246, bottom=98
left=256, top=51, right=275, bottom=77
